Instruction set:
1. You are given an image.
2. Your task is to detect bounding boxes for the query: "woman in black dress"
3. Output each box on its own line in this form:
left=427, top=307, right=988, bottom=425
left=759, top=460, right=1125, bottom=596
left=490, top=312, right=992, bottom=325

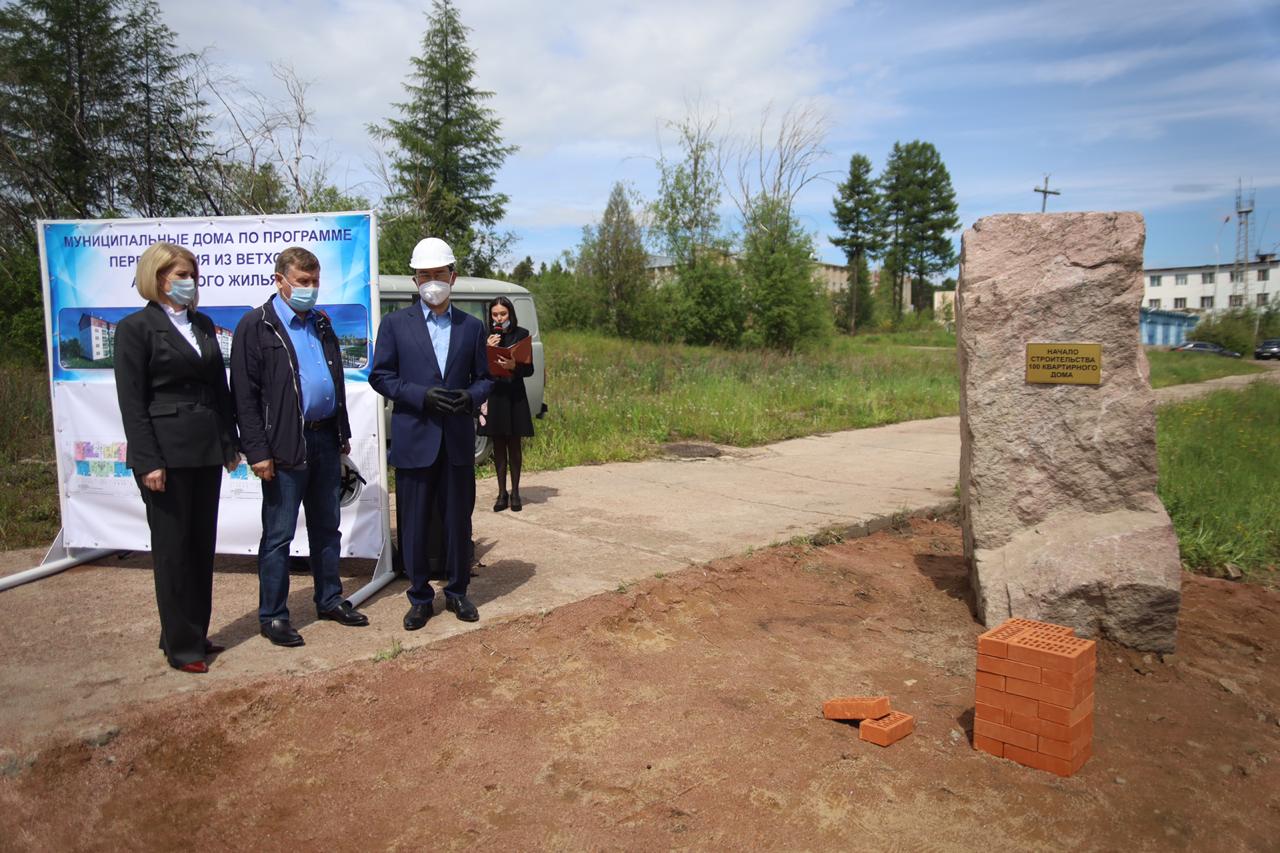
left=479, top=296, right=534, bottom=511
left=114, top=242, right=240, bottom=673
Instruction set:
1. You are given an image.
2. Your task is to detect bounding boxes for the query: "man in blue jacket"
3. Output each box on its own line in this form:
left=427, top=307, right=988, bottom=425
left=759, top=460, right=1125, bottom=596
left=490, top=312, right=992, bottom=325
left=371, top=237, right=493, bottom=628
left=230, top=246, right=370, bottom=647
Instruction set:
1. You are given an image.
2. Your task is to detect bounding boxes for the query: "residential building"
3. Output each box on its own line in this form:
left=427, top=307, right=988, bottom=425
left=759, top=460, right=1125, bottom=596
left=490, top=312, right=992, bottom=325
left=78, top=313, right=116, bottom=361
left=1141, top=254, right=1277, bottom=314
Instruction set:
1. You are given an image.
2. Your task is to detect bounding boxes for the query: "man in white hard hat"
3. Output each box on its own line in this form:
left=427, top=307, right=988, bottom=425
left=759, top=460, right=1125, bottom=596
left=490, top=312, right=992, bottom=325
left=370, top=237, right=493, bottom=629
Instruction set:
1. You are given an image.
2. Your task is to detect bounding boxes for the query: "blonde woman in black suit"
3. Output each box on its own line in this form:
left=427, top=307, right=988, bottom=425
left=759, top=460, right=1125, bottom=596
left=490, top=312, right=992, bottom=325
left=114, top=242, right=240, bottom=673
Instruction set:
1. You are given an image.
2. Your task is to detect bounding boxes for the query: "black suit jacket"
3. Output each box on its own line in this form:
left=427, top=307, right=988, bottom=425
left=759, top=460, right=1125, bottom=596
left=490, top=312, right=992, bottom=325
left=114, top=301, right=238, bottom=474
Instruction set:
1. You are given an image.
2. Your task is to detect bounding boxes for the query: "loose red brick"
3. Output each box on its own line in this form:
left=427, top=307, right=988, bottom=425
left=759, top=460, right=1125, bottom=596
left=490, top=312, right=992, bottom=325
left=973, top=718, right=1037, bottom=751
left=977, top=654, right=1042, bottom=683
left=1041, top=661, right=1096, bottom=691
left=860, top=711, right=914, bottom=747
left=1037, top=694, right=1094, bottom=727
left=975, top=670, right=1006, bottom=691
left=823, top=696, right=892, bottom=721
left=1007, top=631, right=1096, bottom=674
left=973, top=734, right=1004, bottom=757
left=975, top=701, right=1005, bottom=724
left=1038, top=712, right=1093, bottom=744
left=1003, top=742, right=1040, bottom=770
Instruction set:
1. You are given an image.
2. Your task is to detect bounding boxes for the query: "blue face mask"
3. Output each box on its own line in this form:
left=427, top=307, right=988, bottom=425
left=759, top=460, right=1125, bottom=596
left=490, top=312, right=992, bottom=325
left=167, top=278, right=196, bottom=306
left=285, top=285, right=318, bottom=312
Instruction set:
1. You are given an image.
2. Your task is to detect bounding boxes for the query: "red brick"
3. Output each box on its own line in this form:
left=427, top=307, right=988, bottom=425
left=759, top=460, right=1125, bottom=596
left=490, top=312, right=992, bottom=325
left=1038, top=712, right=1093, bottom=744
left=976, top=618, right=1070, bottom=658
left=975, top=686, right=1037, bottom=717
left=1041, top=661, right=1096, bottom=691
left=1039, top=727, right=1092, bottom=761
left=973, top=734, right=1004, bottom=757
left=975, top=670, right=1006, bottom=691
left=1007, top=631, right=1096, bottom=674
left=1037, top=742, right=1093, bottom=777
left=823, top=696, right=891, bottom=721
left=1037, top=694, right=1094, bottom=727
left=977, top=654, right=1042, bottom=683
left=860, top=711, right=914, bottom=747
left=1006, top=712, right=1041, bottom=734
left=1003, top=742, right=1040, bottom=769
left=1005, top=676, right=1093, bottom=709
left=973, top=718, right=1037, bottom=751
left=975, top=701, right=1005, bottom=724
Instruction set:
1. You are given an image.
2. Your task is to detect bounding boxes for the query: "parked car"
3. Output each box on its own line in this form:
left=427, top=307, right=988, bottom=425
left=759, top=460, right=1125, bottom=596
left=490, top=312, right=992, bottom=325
left=1171, top=340, right=1242, bottom=358
left=377, top=275, right=546, bottom=464
left=1255, top=338, right=1280, bottom=360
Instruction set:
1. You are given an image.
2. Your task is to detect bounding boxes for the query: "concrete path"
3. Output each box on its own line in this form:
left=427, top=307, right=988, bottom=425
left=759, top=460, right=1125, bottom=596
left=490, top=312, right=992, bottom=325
left=0, top=417, right=960, bottom=744
left=1152, top=359, right=1280, bottom=405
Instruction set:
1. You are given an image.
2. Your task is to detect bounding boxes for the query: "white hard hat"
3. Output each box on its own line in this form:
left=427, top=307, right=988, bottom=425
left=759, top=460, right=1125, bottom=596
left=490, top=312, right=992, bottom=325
left=409, top=237, right=456, bottom=270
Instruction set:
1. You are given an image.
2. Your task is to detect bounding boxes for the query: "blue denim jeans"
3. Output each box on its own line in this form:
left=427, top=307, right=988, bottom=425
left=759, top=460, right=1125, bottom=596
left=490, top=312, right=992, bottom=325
left=257, top=426, right=345, bottom=623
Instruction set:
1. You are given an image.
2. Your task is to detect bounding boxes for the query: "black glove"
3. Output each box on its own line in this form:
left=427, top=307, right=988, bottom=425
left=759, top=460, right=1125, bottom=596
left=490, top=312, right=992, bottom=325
left=446, top=389, right=473, bottom=414
left=425, top=386, right=454, bottom=414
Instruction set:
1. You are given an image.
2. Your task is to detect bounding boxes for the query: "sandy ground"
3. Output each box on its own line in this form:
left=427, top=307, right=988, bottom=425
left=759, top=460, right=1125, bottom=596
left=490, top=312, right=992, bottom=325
left=2, top=517, right=1277, bottom=852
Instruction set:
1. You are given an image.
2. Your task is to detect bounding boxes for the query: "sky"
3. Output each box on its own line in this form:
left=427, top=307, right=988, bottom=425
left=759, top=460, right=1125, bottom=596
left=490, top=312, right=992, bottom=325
left=156, top=0, right=1280, bottom=273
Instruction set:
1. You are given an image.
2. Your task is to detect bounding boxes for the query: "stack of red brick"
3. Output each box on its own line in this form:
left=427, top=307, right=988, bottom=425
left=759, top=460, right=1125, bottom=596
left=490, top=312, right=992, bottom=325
left=823, top=696, right=914, bottom=747
left=972, top=618, right=1096, bottom=777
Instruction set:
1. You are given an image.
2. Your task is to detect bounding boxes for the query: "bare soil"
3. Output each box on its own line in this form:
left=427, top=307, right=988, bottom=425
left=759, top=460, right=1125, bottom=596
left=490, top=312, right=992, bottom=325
left=2, top=518, right=1278, bottom=852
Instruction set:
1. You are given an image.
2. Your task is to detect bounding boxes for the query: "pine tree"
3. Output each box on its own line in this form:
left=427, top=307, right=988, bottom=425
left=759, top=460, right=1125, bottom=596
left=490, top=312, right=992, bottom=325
left=371, top=0, right=516, bottom=276
left=510, top=255, right=534, bottom=284
left=880, top=140, right=958, bottom=314
left=578, top=183, right=650, bottom=338
left=830, top=153, right=884, bottom=334
left=0, top=0, right=205, bottom=363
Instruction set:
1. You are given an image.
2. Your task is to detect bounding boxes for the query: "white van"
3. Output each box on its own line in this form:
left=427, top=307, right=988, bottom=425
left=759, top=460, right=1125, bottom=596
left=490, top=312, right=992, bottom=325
left=378, top=275, right=546, bottom=464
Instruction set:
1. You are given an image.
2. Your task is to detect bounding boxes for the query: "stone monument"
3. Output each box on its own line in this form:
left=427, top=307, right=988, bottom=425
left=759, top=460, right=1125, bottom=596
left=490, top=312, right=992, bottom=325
left=957, top=212, right=1182, bottom=653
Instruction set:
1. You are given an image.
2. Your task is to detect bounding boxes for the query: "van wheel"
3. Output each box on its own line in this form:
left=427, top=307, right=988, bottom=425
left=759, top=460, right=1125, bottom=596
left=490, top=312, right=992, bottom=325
left=474, top=430, right=492, bottom=466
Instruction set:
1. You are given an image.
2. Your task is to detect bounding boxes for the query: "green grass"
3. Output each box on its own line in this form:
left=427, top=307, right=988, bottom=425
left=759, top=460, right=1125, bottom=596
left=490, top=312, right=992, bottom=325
left=515, top=330, right=959, bottom=471
left=4, top=329, right=1272, bottom=553
left=1157, top=382, right=1280, bottom=580
left=1145, top=349, right=1264, bottom=389
left=0, top=363, right=59, bottom=550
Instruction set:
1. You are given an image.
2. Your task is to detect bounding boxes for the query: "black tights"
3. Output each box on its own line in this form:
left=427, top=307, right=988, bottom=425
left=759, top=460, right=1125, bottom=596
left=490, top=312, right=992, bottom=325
left=493, top=436, right=523, bottom=496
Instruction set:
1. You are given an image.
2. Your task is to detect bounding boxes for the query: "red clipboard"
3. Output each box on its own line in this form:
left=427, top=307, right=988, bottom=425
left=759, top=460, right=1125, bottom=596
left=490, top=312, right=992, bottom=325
left=486, top=335, right=532, bottom=378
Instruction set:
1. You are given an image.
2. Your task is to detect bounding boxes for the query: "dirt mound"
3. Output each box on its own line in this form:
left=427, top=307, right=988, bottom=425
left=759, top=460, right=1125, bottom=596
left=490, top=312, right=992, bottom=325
left=2, top=519, right=1278, bottom=850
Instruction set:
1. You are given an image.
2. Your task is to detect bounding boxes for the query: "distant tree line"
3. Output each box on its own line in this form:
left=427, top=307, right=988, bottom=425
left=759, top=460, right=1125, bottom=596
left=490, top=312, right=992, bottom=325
left=521, top=105, right=960, bottom=350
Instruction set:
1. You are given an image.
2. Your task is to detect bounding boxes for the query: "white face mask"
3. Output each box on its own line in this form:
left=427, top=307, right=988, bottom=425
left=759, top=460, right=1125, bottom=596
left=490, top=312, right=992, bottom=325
left=420, top=280, right=450, bottom=307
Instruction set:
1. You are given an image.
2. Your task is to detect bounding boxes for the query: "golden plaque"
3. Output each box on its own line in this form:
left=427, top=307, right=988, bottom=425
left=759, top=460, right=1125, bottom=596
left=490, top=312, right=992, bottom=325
left=1025, top=343, right=1102, bottom=385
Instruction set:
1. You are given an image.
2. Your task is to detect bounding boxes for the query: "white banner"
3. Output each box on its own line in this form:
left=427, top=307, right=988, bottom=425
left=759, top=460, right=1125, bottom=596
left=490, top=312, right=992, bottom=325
left=38, top=211, right=386, bottom=558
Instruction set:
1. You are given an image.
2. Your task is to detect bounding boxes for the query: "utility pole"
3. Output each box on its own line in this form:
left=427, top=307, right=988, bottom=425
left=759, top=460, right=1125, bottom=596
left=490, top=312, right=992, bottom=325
left=1034, top=174, right=1060, bottom=213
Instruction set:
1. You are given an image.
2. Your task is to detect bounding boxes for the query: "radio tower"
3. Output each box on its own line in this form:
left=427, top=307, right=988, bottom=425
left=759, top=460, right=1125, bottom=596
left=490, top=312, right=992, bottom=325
left=1233, top=180, right=1254, bottom=307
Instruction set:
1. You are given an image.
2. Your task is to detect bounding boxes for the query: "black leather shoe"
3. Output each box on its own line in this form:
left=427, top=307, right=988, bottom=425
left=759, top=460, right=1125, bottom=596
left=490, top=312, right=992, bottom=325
left=319, top=600, right=369, bottom=627
left=510, top=492, right=523, bottom=512
left=404, top=603, right=433, bottom=631
left=445, top=595, right=479, bottom=622
left=493, top=493, right=509, bottom=512
left=260, top=619, right=304, bottom=647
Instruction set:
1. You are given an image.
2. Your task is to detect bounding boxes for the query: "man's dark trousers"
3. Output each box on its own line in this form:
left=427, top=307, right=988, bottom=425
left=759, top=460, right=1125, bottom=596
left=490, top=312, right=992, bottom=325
left=397, top=452, right=475, bottom=605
